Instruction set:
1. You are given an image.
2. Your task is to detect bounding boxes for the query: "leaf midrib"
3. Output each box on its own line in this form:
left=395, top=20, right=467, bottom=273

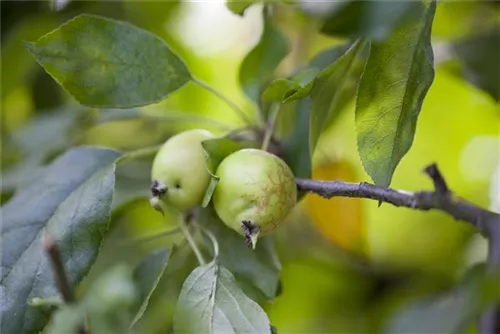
left=388, top=5, right=433, bottom=171
left=29, top=50, right=173, bottom=70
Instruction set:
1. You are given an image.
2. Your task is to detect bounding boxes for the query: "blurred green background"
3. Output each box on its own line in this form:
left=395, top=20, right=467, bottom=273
left=1, top=1, right=499, bottom=333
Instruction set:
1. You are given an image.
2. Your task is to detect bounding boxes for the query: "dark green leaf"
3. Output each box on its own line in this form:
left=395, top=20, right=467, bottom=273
left=310, top=42, right=354, bottom=70
left=310, top=39, right=366, bottom=157
left=174, top=261, right=271, bottom=334
left=2, top=107, right=85, bottom=194
left=202, top=138, right=243, bottom=175
left=261, top=79, right=301, bottom=103
left=240, top=11, right=290, bottom=102
left=453, top=29, right=500, bottom=101
left=355, top=1, right=436, bottom=187
left=385, top=289, right=472, bottom=334
left=283, top=99, right=312, bottom=181
left=47, top=265, right=138, bottom=334
left=318, top=1, right=417, bottom=41
left=95, top=108, right=231, bottom=132
left=263, top=41, right=357, bottom=106
left=201, top=138, right=243, bottom=207
left=383, top=267, right=500, bottom=334
left=1, top=15, right=59, bottom=102
left=129, top=244, right=198, bottom=334
left=25, top=14, right=191, bottom=108
left=1, top=147, right=120, bottom=334
left=200, top=207, right=282, bottom=301
left=130, top=249, right=171, bottom=329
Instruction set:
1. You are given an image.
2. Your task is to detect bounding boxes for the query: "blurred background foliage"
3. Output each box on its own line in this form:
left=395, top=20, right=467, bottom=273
left=1, top=1, right=499, bottom=333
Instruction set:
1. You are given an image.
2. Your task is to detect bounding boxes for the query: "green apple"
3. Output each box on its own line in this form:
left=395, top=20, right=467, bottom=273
left=151, top=129, right=215, bottom=212
left=213, top=148, right=297, bottom=248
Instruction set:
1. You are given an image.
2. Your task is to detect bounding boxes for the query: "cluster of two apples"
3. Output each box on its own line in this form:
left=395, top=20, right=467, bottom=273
left=150, top=129, right=297, bottom=248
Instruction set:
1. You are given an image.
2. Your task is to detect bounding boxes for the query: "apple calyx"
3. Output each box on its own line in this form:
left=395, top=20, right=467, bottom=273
left=242, top=220, right=260, bottom=250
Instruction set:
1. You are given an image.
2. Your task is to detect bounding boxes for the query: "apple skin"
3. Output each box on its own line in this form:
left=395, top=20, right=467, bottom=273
left=213, top=148, right=297, bottom=247
left=151, top=129, right=215, bottom=212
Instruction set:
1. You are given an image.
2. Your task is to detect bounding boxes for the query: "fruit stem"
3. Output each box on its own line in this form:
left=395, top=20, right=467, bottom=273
left=113, top=228, right=181, bottom=246
left=193, top=78, right=254, bottom=126
left=197, top=223, right=220, bottom=260
left=117, top=145, right=162, bottom=164
left=261, top=103, right=280, bottom=151
left=178, top=213, right=206, bottom=266
left=154, top=200, right=206, bottom=265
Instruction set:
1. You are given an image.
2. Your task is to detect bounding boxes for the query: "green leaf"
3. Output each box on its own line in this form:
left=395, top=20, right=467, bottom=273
left=310, top=42, right=355, bottom=70
left=259, top=42, right=355, bottom=105
left=130, top=249, right=171, bottom=329
left=453, top=28, right=500, bottom=101
left=310, top=39, right=367, bottom=157
left=383, top=266, right=500, bottom=334
left=240, top=10, right=290, bottom=102
left=318, top=1, right=417, bottom=41
left=226, top=0, right=258, bottom=16
left=174, top=261, right=272, bottom=334
left=1, top=15, right=59, bottom=103
left=129, top=244, right=198, bottom=333
left=25, top=14, right=191, bottom=108
left=283, top=99, right=312, bottom=181
left=2, top=107, right=85, bottom=194
left=201, top=138, right=243, bottom=207
left=355, top=1, right=436, bottom=187
left=202, top=177, right=220, bottom=208
left=261, top=79, right=301, bottom=103
left=47, top=265, right=138, bottom=334
left=200, top=207, right=282, bottom=301
left=1, top=146, right=121, bottom=334
left=202, top=138, right=243, bottom=175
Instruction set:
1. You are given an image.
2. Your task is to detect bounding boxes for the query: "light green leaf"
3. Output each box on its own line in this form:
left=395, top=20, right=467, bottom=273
left=25, top=14, right=191, bottom=108
left=226, top=0, right=258, bottom=15
left=261, top=79, right=301, bottom=103
left=240, top=10, right=290, bottom=102
left=310, top=39, right=367, bottom=157
left=174, top=261, right=272, bottom=334
left=201, top=138, right=243, bottom=207
left=200, top=207, right=282, bottom=301
left=355, top=1, right=436, bottom=187
left=202, top=177, right=220, bottom=208
left=130, top=249, right=171, bottom=329
left=1, top=147, right=121, bottom=334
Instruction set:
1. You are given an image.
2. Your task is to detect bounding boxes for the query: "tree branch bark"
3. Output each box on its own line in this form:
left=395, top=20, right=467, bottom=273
left=296, top=163, right=498, bottom=237
left=296, top=163, right=500, bottom=333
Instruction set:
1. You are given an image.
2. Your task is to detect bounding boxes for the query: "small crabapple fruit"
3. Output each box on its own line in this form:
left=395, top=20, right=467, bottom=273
left=150, top=129, right=215, bottom=212
left=213, top=148, right=297, bottom=249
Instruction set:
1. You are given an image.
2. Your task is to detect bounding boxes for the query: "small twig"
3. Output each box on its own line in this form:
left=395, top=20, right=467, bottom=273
left=296, top=163, right=499, bottom=238
left=193, top=78, right=254, bottom=126
left=43, top=234, right=75, bottom=303
left=423, top=163, right=449, bottom=195
left=113, top=228, right=181, bottom=246
left=44, top=234, right=88, bottom=334
left=261, top=104, right=280, bottom=152
left=297, top=163, right=500, bottom=334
